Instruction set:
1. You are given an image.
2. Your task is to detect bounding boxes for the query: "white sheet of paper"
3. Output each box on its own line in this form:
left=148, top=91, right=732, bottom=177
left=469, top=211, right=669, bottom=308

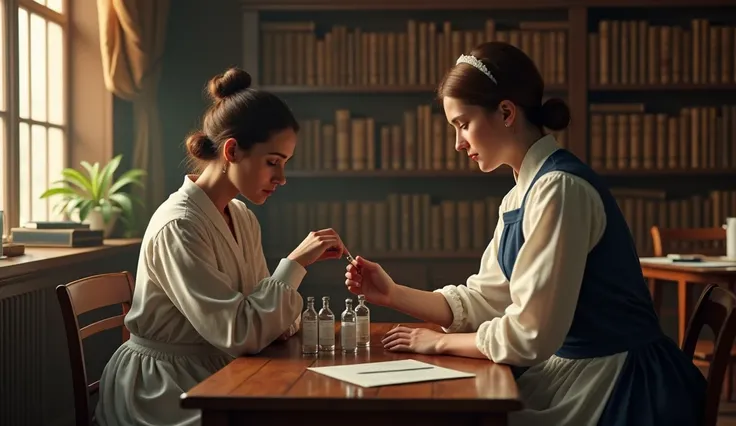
left=639, top=257, right=736, bottom=268
left=307, top=359, right=476, bottom=388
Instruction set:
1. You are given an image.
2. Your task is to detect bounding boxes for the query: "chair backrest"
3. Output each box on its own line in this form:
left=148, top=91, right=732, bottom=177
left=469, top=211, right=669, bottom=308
left=56, top=271, right=135, bottom=426
left=682, top=284, right=736, bottom=426
left=650, top=226, right=727, bottom=257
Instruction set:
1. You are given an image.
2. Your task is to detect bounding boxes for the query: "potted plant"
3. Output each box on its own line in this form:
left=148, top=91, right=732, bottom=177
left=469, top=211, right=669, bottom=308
left=40, top=155, right=146, bottom=238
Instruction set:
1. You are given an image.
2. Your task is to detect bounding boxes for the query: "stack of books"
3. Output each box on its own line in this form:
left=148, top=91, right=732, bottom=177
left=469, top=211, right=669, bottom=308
left=10, top=221, right=104, bottom=247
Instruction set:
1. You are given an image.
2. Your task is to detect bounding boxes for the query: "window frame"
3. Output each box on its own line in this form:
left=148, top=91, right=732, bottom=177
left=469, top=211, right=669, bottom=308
left=1, top=0, right=70, bottom=236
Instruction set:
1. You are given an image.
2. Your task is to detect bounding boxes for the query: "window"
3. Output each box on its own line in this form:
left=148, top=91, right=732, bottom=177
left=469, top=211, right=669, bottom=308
left=1, top=0, right=7, bottom=234
left=1, top=0, right=67, bottom=235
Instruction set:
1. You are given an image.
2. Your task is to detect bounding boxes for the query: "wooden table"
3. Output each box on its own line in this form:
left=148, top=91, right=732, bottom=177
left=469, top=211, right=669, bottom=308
left=640, top=257, right=736, bottom=345
left=181, top=323, right=522, bottom=426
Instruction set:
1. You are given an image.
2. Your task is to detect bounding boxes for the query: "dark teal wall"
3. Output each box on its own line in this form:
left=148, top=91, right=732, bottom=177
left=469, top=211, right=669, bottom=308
left=113, top=0, right=244, bottom=198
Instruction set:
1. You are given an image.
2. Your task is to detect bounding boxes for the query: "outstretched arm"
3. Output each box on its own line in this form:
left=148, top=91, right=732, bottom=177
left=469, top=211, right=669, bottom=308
left=151, top=219, right=306, bottom=357
left=385, top=284, right=456, bottom=328
left=434, top=173, right=606, bottom=364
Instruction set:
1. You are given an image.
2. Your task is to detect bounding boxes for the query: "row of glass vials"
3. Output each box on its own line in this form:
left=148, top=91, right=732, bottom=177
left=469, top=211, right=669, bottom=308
left=302, top=295, right=371, bottom=353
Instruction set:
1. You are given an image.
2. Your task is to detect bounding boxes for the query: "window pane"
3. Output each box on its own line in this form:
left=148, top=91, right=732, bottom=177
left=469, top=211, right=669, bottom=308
left=0, top=118, right=5, bottom=214
left=46, top=0, right=62, bottom=13
left=47, top=127, right=64, bottom=221
left=30, top=13, right=47, bottom=122
left=48, top=22, right=64, bottom=125
left=19, top=123, right=30, bottom=226
left=0, top=117, right=4, bottom=237
left=18, top=8, right=29, bottom=119
left=0, top=0, right=5, bottom=112
left=33, top=0, right=45, bottom=6
left=31, top=125, right=48, bottom=221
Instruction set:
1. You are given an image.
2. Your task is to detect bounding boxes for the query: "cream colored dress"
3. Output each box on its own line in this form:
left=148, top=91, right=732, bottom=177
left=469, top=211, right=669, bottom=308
left=95, top=175, right=306, bottom=426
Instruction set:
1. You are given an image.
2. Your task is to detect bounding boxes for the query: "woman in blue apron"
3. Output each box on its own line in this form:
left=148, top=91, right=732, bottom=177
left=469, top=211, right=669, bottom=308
left=344, top=42, right=706, bottom=425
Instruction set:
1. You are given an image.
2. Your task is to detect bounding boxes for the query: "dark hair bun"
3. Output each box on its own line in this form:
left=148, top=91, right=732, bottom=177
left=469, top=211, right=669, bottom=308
left=185, top=131, right=218, bottom=160
left=208, top=67, right=252, bottom=101
left=541, top=97, right=570, bottom=131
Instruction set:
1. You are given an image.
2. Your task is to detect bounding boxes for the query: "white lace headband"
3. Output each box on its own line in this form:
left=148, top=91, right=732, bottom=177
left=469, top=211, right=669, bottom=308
left=456, top=54, right=497, bottom=84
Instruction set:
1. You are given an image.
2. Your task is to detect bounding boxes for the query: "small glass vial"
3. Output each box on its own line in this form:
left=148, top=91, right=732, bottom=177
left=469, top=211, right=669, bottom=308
left=301, top=297, right=319, bottom=354
left=341, top=299, right=357, bottom=353
left=318, top=296, right=335, bottom=351
left=355, top=294, right=371, bottom=347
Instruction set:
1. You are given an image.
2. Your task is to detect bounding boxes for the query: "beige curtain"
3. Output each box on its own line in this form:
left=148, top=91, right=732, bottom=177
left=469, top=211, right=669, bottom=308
left=97, top=0, right=171, bottom=228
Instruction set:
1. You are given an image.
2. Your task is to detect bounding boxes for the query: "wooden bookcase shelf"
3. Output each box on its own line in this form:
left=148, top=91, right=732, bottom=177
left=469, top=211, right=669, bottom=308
left=260, top=84, right=568, bottom=94
left=242, top=0, right=732, bottom=11
left=589, top=84, right=736, bottom=91
left=267, top=250, right=484, bottom=260
left=284, top=168, right=736, bottom=178
left=598, top=168, right=736, bottom=177
left=242, top=0, right=736, bottom=262
left=284, top=169, right=512, bottom=178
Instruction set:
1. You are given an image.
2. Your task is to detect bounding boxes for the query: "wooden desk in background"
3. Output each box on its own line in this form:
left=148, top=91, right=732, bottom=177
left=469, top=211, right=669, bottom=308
left=640, top=257, right=736, bottom=345
left=181, top=323, right=522, bottom=426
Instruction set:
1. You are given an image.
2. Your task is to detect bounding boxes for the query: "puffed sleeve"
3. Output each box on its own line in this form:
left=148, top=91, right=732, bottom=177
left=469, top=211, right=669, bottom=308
left=149, top=218, right=306, bottom=356
left=474, top=172, right=606, bottom=366
left=244, top=208, right=303, bottom=339
left=433, top=212, right=513, bottom=332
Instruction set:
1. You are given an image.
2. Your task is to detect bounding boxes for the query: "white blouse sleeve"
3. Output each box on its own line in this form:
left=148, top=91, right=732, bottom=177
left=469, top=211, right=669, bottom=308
left=149, top=218, right=306, bottom=357
left=434, top=202, right=513, bottom=333
left=474, top=172, right=606, bottom=366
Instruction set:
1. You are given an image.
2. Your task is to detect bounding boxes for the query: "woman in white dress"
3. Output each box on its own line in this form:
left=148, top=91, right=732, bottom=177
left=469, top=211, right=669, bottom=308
left=344, top=42, right=706, bottom=426
left=96, top=67, right=346, bottom=426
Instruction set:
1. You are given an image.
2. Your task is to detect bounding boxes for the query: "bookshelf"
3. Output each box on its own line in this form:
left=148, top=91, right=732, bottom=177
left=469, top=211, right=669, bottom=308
left=240, top=1, right=736, bottom=322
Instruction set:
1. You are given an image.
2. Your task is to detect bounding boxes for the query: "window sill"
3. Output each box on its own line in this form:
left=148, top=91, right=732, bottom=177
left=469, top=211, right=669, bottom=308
left=0, top=238, right=142, bottom=281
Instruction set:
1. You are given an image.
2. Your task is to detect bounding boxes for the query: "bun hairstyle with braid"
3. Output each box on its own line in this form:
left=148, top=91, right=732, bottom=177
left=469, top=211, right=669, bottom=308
left=437, top=41, right=570, bottom=132
left=185, top=67, right=299, bottom=171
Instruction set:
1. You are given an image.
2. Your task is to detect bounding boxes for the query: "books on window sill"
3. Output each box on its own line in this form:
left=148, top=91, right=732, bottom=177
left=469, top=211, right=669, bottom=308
left=10, top=221, right=102, bottom=247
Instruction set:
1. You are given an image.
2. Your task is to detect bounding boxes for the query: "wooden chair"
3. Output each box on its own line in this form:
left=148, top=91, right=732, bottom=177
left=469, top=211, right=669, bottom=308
left=56, top=272, right=135, bottom=426
left=650, top=226, right=727, bottom=259
left=682, top=284, right=736, bottom=426
left=649, top=226, right=733, bottom=399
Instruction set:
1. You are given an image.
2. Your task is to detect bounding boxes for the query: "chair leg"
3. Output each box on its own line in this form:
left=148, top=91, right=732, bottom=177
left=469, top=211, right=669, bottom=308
left=722, top=363, right=733, bottom=401
left=728, top=363, right=734, bottom=401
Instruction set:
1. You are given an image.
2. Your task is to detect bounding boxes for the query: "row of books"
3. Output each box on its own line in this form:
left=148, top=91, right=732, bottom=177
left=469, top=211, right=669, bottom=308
left=260, top=19, right=567, bottom=87
left=261, top=189, right=736, bottom=258
left=589, top=103, right=736, bottom=170
left=260, top=17, right=736, bottom=89
left=290, top=107, right=568, bottom=172
left=591, top=19, right=736, bottom=86
left=262, top=195, right=502, bottom=253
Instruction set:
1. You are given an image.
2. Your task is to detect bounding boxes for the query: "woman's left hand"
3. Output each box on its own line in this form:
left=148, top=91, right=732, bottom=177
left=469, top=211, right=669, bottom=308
left=381, top=325, right=444, bottom=355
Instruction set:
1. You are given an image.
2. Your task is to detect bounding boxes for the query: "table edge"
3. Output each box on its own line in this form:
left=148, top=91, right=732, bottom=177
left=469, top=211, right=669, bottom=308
left=179, top=393, right=524, bottom=412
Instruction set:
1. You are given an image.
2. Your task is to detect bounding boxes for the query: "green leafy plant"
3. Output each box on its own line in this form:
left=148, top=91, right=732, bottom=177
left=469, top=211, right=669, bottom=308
left=40, top=155, right=146, bottom=229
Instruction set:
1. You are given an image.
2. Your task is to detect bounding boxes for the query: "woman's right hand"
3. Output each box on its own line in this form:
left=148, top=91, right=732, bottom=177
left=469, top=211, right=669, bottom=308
left=344, top=256, right=396, bottom=307
left=288, top=228, right=346, bottom=268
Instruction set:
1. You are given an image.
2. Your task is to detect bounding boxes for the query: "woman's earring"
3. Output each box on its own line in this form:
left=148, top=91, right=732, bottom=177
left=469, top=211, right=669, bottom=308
left=222, top=163, right=228, bottom=174
left=504, top=122, right=510, bottom=128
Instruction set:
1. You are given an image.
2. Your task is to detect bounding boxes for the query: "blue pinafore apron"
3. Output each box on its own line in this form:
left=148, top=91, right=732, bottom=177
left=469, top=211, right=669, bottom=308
left=497, top=148, right=706, bottom=425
